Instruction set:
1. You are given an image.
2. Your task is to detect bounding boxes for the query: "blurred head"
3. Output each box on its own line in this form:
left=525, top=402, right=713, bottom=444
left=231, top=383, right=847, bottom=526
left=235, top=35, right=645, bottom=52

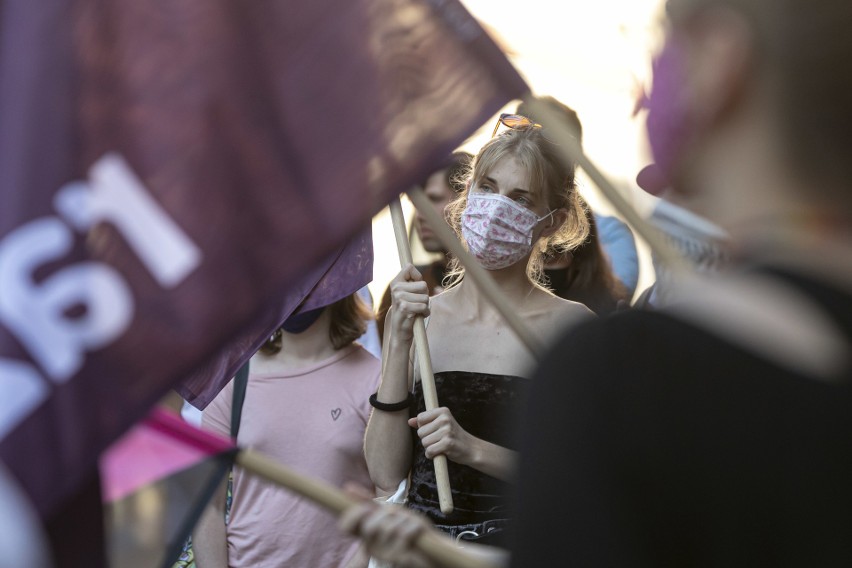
left=649, top=0, right=852, bottom=218
left=261, top=292, right=372, bottom=354
left=414, top=152, right=471, bottom=253
left=446, top=126, right=589, bottom=285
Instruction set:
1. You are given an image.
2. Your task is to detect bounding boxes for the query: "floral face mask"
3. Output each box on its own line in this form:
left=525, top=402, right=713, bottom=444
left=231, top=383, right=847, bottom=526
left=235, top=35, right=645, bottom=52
left=461, top=192, right=553, bottom=270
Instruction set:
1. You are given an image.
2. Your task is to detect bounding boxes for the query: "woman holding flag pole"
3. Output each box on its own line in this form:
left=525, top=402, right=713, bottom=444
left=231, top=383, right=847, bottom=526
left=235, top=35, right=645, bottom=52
left=362, top=115, right=594, bottom=553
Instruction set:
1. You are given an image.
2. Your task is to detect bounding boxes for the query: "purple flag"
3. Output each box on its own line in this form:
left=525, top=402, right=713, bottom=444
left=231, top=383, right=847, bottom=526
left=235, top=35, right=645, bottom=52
left=177, top=227, right=374, bottom=410
left=0, top=0, right=527, bottom=529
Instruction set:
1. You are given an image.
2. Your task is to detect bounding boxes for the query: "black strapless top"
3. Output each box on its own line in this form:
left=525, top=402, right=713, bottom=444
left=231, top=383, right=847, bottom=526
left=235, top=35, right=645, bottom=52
left=406, top=370, right=530, bottom=527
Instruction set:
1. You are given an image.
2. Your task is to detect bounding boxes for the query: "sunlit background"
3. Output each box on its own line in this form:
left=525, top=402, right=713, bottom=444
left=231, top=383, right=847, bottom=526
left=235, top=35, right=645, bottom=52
left=369, top=0, right=666, bottom=304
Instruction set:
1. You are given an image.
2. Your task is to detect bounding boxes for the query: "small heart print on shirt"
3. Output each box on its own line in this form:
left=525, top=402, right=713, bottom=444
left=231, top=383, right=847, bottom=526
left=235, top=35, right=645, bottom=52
left=331, top=408, right=341, bottom=421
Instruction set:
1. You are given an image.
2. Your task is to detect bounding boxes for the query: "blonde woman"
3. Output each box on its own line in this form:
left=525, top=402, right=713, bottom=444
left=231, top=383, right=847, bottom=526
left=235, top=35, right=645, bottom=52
left=364, top=118, right=593, bottom=547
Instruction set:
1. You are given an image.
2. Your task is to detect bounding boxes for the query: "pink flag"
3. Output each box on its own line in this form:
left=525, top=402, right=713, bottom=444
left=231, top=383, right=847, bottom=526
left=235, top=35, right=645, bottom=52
left=100, top=409, right=236, bottom=568
left=101, top=409, right=235, bottom=503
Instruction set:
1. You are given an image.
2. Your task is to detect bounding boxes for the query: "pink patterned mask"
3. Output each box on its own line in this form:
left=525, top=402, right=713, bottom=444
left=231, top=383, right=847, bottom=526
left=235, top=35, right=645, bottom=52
left=461, top=192, right=553, bottom=270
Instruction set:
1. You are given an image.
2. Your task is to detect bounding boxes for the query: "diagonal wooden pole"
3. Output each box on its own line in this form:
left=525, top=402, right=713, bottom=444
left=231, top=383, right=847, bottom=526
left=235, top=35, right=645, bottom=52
left=388, top=198, right=454, bottom=515
left=406, top=188, right=546, bottom=358
left=520, top=96, right=691, bottom=276
left=236, top=448, right=494, bottom=568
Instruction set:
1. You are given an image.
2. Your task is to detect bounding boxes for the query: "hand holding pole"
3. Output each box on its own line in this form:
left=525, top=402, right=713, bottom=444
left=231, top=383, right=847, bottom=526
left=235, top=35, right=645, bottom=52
left=388, top=197, right=454, bottom=515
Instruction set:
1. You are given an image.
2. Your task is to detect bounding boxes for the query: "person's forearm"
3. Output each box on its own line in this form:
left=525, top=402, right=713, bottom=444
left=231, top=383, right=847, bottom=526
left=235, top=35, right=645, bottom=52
left=365, top=409, right=413, bottom=494
left=463, top=439, right=518, bottom=483
left=365, top=327, right=415, bottom=493
left=192, top=480, right=229, bottom=568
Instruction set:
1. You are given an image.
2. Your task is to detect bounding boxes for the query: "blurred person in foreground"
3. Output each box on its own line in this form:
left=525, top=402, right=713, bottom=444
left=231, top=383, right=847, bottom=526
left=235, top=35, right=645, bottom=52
left=375, top=152, right=472, bottom=342
left=633, top=162, right=730, bottom=307
left=513, top=0, right=852, bottom=565
left=341, top=0, right=852, bottom=565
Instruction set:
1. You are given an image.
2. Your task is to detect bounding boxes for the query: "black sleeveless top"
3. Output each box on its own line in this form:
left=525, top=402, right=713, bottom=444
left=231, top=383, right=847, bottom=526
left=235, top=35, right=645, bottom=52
left=406, top=370, right=530, bottom=528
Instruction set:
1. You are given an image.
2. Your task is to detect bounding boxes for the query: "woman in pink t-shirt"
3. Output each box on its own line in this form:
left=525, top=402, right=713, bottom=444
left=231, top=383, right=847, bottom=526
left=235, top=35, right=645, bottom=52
left=194, top=292, right=381, bottom=568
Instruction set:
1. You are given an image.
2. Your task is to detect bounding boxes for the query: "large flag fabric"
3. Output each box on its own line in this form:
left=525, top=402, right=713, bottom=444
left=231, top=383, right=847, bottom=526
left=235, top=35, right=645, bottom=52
left=100, top=409, right=236, bottom=568
left=177, top=226, right=374, bottom=410
left=0, top=0, right=527, bottom=529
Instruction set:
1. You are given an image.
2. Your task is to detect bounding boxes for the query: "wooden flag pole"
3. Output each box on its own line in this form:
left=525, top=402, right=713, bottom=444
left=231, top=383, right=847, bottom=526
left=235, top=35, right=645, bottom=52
left=388, top=198, right=455, bottom=515
left=236, top=449, right=494, bottom=568
left=407, top=188, right=546, bottom=358
left=520, top=96, right=691, bottom=275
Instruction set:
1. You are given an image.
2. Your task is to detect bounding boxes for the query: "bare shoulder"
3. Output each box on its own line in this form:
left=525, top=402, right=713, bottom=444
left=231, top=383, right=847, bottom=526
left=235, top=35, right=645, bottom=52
left=533, top=292, right=596, bottom=339
left=426, top=286, right=458, bottom=316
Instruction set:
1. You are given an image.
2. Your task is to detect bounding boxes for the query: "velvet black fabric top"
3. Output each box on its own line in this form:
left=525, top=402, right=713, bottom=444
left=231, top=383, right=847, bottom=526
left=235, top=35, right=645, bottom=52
left=406, top=370, right=529, bottom=527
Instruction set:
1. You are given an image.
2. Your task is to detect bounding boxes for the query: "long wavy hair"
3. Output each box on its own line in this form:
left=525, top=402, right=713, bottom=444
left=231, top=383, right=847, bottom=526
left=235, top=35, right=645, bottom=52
left=444, top=126, right=589, bottom=288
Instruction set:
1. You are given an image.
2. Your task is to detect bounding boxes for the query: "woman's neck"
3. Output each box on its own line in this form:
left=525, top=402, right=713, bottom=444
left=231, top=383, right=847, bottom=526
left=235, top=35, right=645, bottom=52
left=454, top=260, right=538, bottom=315
left=254, top=312, right=339, bottom=372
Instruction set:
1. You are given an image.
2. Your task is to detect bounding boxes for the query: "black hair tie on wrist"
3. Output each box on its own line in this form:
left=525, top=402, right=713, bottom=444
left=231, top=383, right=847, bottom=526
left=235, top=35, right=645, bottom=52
left=369, top=392, right=414, bottom=412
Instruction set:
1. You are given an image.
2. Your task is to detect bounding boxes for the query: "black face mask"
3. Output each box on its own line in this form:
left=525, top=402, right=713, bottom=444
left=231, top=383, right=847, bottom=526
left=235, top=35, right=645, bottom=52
left=280, top=306, right=325, bottom=334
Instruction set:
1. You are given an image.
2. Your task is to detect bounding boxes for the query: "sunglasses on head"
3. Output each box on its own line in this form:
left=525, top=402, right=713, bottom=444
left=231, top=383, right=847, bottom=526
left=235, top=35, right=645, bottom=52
left=491, top=113, right=542, bottom=138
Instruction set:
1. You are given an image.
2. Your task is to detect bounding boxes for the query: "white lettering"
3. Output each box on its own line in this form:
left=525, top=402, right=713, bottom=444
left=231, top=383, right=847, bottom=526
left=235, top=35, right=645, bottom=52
left=0, top=358, right=49, bottom=439
left=54, top=153, right=202, bottom=288
left=0, top=152, right=201, bottom=387
left=0, top=219, right=134, bottom=381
